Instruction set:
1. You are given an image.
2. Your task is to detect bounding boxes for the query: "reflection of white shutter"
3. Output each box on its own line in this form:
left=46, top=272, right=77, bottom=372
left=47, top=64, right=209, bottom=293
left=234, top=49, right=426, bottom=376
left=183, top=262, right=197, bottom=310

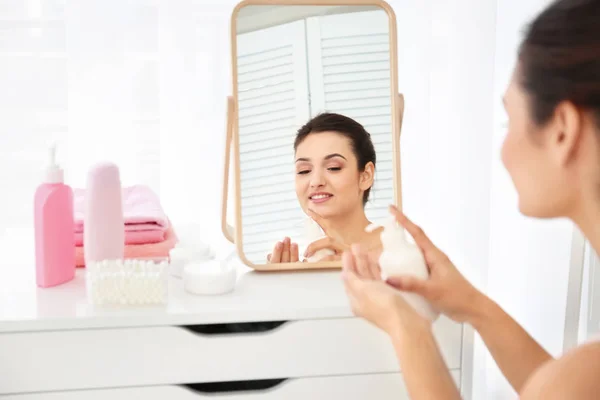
left=236, top=20, right=310, bottom=263
left=306, top=10, right=393, bottom=222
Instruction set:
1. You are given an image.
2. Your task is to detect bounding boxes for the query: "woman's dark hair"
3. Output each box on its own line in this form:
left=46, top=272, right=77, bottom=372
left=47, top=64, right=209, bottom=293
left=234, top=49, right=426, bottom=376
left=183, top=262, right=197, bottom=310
left=294, top=112, right=376, bottom=206
left=518, top=0, right=600, bottom=127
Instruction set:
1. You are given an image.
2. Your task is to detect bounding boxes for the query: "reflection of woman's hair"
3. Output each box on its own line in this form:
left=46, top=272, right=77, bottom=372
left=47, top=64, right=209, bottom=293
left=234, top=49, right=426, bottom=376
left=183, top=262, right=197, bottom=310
left=294, top=112, right=376, bottom=206
left=518, top=0, right=599, bottom=128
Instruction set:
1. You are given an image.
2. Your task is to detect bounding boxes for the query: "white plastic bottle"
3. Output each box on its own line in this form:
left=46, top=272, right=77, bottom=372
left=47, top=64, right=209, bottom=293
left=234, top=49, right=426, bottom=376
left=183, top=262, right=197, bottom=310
left=83, top=162, right=124, bottom=264
left=366, top=214, right=439, bottom=321
left=302, top=217, right=335, bottom=262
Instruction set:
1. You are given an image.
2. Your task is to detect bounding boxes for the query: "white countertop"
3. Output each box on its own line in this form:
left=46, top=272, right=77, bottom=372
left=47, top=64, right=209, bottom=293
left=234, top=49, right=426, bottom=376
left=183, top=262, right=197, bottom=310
left=0, top=228, right=352, bottom=333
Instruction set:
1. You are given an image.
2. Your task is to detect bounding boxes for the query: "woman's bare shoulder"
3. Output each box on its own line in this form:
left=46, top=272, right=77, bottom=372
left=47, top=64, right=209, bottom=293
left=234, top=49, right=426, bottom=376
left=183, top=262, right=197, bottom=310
left=520, top=341, right=600, bottom=399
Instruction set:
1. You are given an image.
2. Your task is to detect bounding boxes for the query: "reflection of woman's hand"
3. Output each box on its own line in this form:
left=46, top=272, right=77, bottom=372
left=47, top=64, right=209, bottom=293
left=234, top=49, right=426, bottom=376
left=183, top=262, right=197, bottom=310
left=384, top=205, right=483, bottom=323
left=342, top=244, right=429, bottom=337
left=303, top=236, right=347, bottom=261
left=267, top=237, right=299, bottom=263
left=303, top=208, right=347, bottom=261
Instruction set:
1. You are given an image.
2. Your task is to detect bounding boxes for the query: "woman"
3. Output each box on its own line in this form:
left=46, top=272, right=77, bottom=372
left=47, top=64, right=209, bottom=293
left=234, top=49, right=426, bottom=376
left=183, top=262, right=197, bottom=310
left=342, top=0, right=600, bottom=398
left=268, top=112, right=383, bottom=263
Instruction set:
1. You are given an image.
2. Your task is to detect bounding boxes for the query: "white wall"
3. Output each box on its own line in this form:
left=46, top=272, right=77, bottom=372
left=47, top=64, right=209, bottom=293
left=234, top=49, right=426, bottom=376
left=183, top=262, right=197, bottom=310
left=389, top=0, right=497, bottom=397
left=0, top=0, right=239, bottom=263
left=153, top=0, right=234, bottom=257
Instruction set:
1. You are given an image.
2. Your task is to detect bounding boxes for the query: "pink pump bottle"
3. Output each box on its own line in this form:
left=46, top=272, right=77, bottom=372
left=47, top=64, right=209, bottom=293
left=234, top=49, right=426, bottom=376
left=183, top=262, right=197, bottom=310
left=34, top=144, right=76, bottom=288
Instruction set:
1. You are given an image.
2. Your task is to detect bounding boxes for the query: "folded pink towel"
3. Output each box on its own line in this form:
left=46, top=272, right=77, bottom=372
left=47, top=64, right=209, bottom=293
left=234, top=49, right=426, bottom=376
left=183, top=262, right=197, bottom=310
left=73, top=184, right=169, bottom=246
left=75, top=223, right=178, bottom=267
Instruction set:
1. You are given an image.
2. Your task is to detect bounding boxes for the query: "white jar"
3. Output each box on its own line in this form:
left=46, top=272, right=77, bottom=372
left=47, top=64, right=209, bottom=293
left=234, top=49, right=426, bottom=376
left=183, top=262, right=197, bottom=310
left=169, top=242, right=215, bottom=278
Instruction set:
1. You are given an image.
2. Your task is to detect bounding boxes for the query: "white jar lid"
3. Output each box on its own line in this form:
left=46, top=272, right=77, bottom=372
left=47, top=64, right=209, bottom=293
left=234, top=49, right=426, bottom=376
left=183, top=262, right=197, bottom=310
left=182, top=260, right=236, bottom=296
left=172, top=242, right=214, bottom=259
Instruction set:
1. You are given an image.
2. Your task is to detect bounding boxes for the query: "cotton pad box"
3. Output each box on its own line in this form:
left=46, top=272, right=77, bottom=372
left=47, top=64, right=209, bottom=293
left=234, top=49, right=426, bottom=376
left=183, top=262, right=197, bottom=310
left=86, top=259, right=169, bottom=306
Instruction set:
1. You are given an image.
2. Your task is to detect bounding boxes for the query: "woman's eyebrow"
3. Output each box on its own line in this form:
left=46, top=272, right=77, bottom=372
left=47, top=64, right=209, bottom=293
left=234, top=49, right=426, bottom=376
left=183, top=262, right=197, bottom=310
left=295, top=153, right=347, bottom=163
left=324, top=153, right=346, bottom=160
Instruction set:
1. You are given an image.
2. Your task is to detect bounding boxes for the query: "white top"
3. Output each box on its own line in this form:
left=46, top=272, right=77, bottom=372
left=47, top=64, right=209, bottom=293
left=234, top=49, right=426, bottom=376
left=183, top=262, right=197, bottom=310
left=44, top=143, right=64, bottom=184
left=0, top=229, right=351, bottom=333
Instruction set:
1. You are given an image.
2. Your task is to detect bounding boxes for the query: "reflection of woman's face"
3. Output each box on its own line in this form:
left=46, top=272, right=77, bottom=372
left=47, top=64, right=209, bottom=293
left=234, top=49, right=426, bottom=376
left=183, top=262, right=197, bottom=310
left=294, top=131, right=365, bottom=219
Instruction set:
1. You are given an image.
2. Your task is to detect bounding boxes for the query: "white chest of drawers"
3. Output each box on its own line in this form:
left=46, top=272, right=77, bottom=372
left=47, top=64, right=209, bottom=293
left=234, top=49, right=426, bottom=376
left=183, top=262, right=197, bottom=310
left=0, top=257, right=469, bottom=399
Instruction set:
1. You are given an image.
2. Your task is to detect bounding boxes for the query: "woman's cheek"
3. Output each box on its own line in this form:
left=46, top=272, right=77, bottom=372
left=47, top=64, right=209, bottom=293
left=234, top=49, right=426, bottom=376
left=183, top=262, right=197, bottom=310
left=295, top=178, right=305, bottom=201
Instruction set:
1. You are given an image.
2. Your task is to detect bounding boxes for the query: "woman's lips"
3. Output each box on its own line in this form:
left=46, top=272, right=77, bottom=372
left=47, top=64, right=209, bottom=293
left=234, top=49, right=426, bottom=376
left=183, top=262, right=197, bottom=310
left=309, top=193, right=333, bottom=204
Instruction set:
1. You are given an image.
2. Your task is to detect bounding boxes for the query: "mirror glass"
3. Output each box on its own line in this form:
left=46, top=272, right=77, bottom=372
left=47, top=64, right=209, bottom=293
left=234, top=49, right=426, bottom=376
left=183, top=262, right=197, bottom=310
left=235, top=4, right=395, bottom=265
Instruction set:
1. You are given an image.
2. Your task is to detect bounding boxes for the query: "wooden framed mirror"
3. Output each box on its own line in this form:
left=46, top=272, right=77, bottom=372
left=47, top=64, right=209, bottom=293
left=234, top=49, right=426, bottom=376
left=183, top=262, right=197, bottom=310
left=223, top=0, right=402, bottom=271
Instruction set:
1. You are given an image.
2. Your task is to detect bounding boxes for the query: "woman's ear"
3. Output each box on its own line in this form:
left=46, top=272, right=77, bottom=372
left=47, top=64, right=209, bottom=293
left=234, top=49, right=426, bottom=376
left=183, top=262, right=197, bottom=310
left=359, top=162, right=375, bottom=191
left=551, top=100, right=583, bottom=166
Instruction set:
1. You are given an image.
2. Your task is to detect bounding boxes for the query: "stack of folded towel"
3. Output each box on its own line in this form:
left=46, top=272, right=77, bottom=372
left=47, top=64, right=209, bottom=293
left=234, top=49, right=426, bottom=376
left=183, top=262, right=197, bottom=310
left=73, top=185, right=178, bottom=267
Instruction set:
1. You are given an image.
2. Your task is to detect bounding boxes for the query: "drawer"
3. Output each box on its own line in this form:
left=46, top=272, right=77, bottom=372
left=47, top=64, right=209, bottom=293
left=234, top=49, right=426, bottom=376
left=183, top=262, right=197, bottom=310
left=0, top=371, right=461, bottom=399
left=0, top=317, right=462, bottom=394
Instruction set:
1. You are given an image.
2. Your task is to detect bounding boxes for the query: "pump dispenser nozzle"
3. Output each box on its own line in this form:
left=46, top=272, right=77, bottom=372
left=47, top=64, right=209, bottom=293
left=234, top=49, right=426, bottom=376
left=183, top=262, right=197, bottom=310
left=48, top=143, right=56, bottom=165
left=366, top=216, right=410, bottom=253
left=44, top=142, right=64, bottom=184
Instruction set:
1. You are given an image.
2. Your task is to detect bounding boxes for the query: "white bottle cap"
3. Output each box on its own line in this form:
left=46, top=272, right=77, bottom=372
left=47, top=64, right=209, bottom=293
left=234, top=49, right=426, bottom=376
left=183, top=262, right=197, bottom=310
left=183, top=260, right=236, bottom=295
left=44, top=142, right=64, bottom=184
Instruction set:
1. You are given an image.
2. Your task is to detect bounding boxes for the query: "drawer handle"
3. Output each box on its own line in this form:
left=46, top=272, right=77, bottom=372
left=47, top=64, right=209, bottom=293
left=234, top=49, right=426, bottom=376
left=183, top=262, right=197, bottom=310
left=180, top=320, right=287, bottom=335
left=182, top=378, right=287, bottom=393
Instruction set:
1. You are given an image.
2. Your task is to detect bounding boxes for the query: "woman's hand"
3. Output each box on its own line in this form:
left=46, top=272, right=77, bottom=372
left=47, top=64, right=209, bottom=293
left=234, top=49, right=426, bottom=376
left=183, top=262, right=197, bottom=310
left=385, top=205, right=484, bottom=323
left=267, top=237, right=299, bottom=263
left=342, top=243, right=464, bottom=400
left=341, top=244, right=429, bottom=337
left=303, top=208, right=348, bottom=261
